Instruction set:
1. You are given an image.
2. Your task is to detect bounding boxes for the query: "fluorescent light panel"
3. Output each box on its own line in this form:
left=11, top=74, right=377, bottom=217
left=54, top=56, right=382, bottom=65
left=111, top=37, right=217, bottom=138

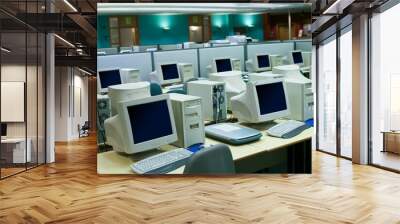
left=1, top=47, right=11, bottom=53
left=54, top=34, right=75, bottom=48
left=63, top=0, right=78, bottom=12
left=78, top=67, right=93, bottom=76
left=97, top=3, right=309, bottom=15
left=323, top=0, right=354, bottom=15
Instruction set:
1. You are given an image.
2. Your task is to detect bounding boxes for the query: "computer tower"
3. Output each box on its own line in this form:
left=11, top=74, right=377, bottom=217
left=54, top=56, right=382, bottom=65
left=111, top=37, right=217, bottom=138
left=97, top=94, right=111, bottom=144
left=178, top=63, right=195, bottom=83
left=231, top=58, right=241, bottom=71
left=284, top=80, right=313, bottom=121
left=169, top=93, right=205, bottom=148
left=120, top=68, right=140, bottom=83
left=187, top=80, right=227, bottom=122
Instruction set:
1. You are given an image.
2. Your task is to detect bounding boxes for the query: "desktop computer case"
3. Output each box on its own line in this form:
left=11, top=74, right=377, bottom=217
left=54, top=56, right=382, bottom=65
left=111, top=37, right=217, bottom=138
left=187, top=80, right=227, bottom=122
left=97, top=95, right=111, bottom=144
left=285, top=81, right=313, bottom=121
left=170, top=94, right=205, bottom=148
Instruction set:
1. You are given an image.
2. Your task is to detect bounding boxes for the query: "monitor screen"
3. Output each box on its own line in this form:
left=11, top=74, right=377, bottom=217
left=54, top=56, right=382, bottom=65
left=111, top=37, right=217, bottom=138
left=257, top=55, right=270, bottom=68
left=215, top=59, right=232, bottom=72
left=99, top=70, right=122, bottom=88
left=128, top=99, right=173, bottom=144
left=256, top=82, right=287, bottom=115
left=292, top=52, right=303, bottom=64
left=1, top=123, right=7, bottom=137
left=161, top=64, right=180, bottom=80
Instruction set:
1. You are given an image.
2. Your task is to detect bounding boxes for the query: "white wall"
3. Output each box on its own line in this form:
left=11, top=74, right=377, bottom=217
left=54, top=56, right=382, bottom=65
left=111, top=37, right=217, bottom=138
left=55, top=67, right=89, bottom=141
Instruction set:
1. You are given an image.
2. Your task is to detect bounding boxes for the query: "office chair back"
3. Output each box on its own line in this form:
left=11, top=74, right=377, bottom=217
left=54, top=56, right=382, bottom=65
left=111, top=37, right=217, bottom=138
left=184, top=144, right=235, bottom=174
left=150, top=82, right=163, bottom=96
left=167, top=89, right=186, bottom=94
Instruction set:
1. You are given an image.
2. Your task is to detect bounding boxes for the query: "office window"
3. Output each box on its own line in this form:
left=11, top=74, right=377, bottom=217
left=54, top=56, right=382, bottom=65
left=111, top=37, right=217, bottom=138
left=339, top=27, right=352, bottom=158
left=0, top=2, right=46, bottom=179
left=370, top=3, right=400, bottom=171
left=317, top=35, right=337, bottom=154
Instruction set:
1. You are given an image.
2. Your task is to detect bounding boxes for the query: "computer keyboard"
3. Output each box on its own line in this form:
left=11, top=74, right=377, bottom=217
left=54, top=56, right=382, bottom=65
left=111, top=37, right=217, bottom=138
left=266, top=120, right=308, bottom=138
left=130, top=148, right=193, bottom=174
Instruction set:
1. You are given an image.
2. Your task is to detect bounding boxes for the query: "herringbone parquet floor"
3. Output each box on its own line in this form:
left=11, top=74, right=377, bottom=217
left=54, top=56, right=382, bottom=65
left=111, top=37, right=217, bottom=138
left=1, top=135, right=400, bottom=224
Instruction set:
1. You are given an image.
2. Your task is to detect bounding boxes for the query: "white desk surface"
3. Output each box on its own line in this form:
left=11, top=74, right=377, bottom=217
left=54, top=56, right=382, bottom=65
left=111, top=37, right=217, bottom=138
left=97, top=121, right=313, bottom=175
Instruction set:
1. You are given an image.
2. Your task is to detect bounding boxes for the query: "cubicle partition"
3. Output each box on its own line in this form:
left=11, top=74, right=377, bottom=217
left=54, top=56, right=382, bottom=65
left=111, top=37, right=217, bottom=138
left=247, top=42, right=294, bottom=62
left=153, top=49, right=199, bottom=77
left=295, top=40, right=313, bottom=52
left=97, top=52, right=153, bottom=80
left=97, top=40, right=311, bottom=79
left=198, top=45, right=245, bottom=77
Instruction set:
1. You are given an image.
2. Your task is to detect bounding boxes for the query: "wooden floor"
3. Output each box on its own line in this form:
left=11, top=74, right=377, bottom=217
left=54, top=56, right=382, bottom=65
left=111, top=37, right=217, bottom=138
left=1, top=135, right=400, bottom=223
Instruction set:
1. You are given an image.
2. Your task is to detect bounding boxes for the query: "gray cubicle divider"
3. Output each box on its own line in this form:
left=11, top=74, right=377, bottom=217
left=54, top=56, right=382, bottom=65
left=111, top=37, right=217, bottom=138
left=198, top=45, right=245, bottom=77
left=153, top=49, right=199, bottom=77
left=294, top=40, right=312, bottom=51
left=97, top=52, right=153, bottom=80
left=246, top=42, right=294, bottom=63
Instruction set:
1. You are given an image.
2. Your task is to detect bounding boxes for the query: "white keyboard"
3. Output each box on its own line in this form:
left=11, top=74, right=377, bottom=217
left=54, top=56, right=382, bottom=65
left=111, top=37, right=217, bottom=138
left=131, top=148, right=193, bottom=174
left=266, top=120, right=308, bottom=139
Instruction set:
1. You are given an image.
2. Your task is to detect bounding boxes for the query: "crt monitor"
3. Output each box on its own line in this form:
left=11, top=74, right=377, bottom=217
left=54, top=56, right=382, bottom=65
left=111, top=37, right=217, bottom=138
left=255, top=54, right=271, bottom=71
left=104, top=94, right=177, bottom=154
left=1, top=123, right=7, bottom=137
left=159, top=63, right=181, bottom=85
left=291, top=51, right=304, bottom=65
left=215, top=58, right=232, bottom=73
left=231, top=79, right=289, bottom=123
left=97, top=69, right=122, bottom=93
left=255, top=81, right=288, bottom=117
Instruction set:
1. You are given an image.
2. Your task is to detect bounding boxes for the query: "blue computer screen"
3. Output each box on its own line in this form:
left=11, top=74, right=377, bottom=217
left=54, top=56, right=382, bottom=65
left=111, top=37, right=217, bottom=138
left=128, top=99, right=173, bottom=144
left=256, top=82, right=287, bottom=115
left=161, top=64, right=179, bottom=80
left=257, top=55, right=270, bottom=68
left=99, top=70, right=122, bottom=88
left=1, top=123, right=7, bottom=136
left=292, top=52, right=303, bottom=64
left=216, top=59, right=232, bottom=72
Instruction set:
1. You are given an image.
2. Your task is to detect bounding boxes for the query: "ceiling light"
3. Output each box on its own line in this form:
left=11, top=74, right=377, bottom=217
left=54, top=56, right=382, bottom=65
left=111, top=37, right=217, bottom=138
left=1, top=47, right=11, bottom=53
left=54, top=34, right=75, bottom=48
left=323, top=0, right=354, bottom=15
left=78, top=67, right=93, bottom=76
left=63, top=0, right=78, bottom=12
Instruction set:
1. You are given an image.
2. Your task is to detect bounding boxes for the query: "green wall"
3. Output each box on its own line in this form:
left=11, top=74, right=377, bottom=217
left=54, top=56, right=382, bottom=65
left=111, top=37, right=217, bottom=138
left=97, top=15, right=110, bottom=48
left=138, top=15, right=189, bottom=45
left=210, top=14, right=233, bottom=40
left=211, top=14, right=264, bottom=41
left=96, top=13, right=264, bottom=47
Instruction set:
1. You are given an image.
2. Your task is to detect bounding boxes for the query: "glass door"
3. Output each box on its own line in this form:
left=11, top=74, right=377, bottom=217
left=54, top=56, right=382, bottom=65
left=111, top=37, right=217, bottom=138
left=370, top=2, right=400, bottom=171
left=317, top=35, right=337, bottom=155
left=339, top=26, right=352, bottom=159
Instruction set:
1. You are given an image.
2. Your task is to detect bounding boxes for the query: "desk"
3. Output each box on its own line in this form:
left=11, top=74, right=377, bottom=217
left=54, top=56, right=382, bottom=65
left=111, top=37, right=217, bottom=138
left=97, top=121, right=312, bottom=174
left=1, top=138, right=32, bottom=163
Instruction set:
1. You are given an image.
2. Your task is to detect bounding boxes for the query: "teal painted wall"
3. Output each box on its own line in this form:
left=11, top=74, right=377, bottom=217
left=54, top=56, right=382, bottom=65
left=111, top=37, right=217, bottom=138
left=211, top=14, right=264, bottom=41
left=96, top=13, right=264, bottom=47
left=138, top=15, right=189, bottom=45
left=210, top=14, right=233, bottom=40
left=231, top=14, right=264, bottom=40
left=97, top=15, right=110, bottom=48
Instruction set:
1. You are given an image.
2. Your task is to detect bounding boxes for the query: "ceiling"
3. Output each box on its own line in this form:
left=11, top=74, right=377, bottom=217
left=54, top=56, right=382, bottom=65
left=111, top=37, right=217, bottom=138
left=97, top=3, right=311, bottom=15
